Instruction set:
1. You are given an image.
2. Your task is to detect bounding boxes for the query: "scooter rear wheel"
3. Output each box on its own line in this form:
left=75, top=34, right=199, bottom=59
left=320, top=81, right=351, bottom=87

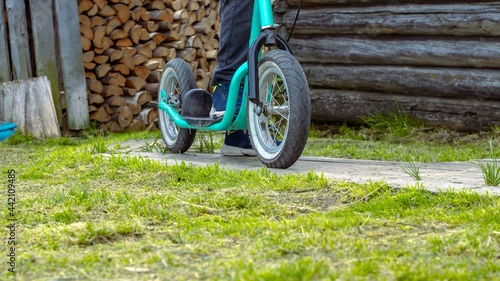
left=158, top=58, right=197, bottom=153
left=248, top=50, right=311, bottom=169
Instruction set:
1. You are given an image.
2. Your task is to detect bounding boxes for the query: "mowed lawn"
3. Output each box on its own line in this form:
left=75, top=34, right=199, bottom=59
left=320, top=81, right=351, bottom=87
left=1, top=129, right=499, bottom=281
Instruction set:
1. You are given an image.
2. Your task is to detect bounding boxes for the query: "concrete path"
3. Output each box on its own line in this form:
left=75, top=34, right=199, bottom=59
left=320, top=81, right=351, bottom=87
left=116, top=140, right=500, bottom=195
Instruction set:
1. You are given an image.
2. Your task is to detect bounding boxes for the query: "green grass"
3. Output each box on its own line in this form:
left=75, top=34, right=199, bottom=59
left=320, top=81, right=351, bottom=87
left=305, top=119, right=499, bottom=163
left=1, top=129, right=499, bottom=280
left=476, top=139, right=500, bottom=186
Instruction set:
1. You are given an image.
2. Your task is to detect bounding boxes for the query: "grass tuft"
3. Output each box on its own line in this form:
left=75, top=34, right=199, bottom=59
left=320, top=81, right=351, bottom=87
left=476, top=139, right=500, bottom=186
left=399, top=160, right=422, bottom=181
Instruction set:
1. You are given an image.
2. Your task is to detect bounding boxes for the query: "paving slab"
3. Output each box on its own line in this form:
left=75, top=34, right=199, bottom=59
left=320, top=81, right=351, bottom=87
left=114, top=140, right=500, bottom=195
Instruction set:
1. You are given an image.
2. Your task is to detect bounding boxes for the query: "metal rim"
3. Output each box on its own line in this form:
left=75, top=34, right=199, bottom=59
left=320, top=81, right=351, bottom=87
left=158, top=68, right=182, bottom=146
left=250, top=60, right=290, bottom=159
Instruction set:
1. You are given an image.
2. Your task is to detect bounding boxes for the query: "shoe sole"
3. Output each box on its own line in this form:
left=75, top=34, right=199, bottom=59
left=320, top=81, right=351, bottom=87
left=220, top=144, right=257, bottom=156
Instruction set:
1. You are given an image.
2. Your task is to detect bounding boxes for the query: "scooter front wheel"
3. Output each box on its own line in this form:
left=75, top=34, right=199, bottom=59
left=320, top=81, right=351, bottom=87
left=248, top=50, right=311, bottom=169
left=158, top=59, right=197, bottom=153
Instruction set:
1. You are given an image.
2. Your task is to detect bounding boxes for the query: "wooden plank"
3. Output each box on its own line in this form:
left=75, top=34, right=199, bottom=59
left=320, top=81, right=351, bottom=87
left=291, top=36, right=500, bottom=68
left=25, top=77, right=61, bottom=138
left=28, top=0, right=62, bottom=124
left=1, top=78, right=61, bottom=138
left=6, top=0, right=32, bottom=80
left=311, top=89, right=500, bottom=132
left=281, top=4, right=500, bottom=36
left=0, top=0, right=11, bottom=83
left=55, top=0, right=90, bottom=130
left=304, top=64, right=500, bottom=101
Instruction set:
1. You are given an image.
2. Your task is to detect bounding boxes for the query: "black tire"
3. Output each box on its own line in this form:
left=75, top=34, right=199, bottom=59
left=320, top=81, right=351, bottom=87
left=158, top=58, right=197, bottom=153
left=247, top=50, right=311, bottom=169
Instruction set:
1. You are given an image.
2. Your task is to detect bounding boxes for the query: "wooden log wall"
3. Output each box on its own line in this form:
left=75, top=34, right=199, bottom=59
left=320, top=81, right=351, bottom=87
left=274, top=0, right=500, bottom=131
left=78, top=0, right=220, bottom=132
left=0, top=0, right=90, bottom=132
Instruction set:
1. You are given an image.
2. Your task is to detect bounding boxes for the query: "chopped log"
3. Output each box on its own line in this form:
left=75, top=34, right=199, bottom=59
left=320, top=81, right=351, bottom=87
left=179, top=24, right=195, bottom=36
left=113, top=63, right=130, bottom=75
left=104, top=48, right=124, bottom=62
left=145, top=83, right=158, bottom=97
left=92, top=0, right=107, bottom=10
left=147, top=69, right=162, bottom=83
left=83, top=51, right=95, bottom=62
left=87, top=3, right=98, bottom=16
left=120, top=55, right=135, bottom=70
left=94, top=55, right=109, bottom=64
left=131, top=6, right=147, bottom=21
left=127, top=119, right=146, bottom=131
left=126, top=76, right=147, bottom=90
left=122, top=46, right=137, bottom=57
left=153, top=46, right=171, bottom=58
left=137, top=108, right=158, bottom=125
left=174, top=9, right=188, bottom=20
left=135, top=44, right=153, bottom=58
left=133, top=65, right=151, bottom=80
left=149, top=32, right=168, bottom=44
left=147, top=0, right=166, bottom=10
left=101, top=72, right=126, bottom=87
left=149, top=9, right=173, bottom=22
left=145, top=58, right=165, bottom=70
left=88, top=93, right=105, bottom=104
left=102, top=120, right=124, bottom=132
left=113, top=3, right=131, bottom=23
left=103, top=85, right=124, bottom=97
left=129, top=25, right=143, bottom=44
left=96, top=63, right=112, bottom=78
left=128, top=103, right=142, bottom=115
left=84, top=62, right=96, bottom=70
left=90, top=106, right=111, bottom=123
left=109, top=29, right=128, bottom=40
left=106, top=95, right=126, bottom=106
left=111, top=105, right=133, bottom=127
left=86, top=79, right=103, bottom=94
left=176, top=47, right=196, bottom=62
left=98, top=5, right=116, bottom=17
left=140, top=21, right=159, bottom=32
left=80, top=14, right=91, bottom=26
left=124, top=90, right=152, bottom=106
left=85, top=71, right=97, bottom=80
left=115, top=38, right=133, bottom=47
left=133, top=54, right=149, bottom=65
left=104, top=16, right=120, bottom=35
left=78, top=0, right=94, bottom=14
left=123, top=88, right=138, bottom=96
left=122, top=20, right=136, bottom=33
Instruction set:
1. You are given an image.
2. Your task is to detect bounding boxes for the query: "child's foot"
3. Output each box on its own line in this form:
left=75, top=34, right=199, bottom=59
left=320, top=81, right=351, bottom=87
left=212, top=82, right=256, bottom=156
left=220, top=130, right=256, bottom=156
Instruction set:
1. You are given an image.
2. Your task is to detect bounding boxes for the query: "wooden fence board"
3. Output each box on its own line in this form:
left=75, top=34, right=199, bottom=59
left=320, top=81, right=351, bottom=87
left=291, top=36, right=500, bottom=68
left=29, top=0, right=62, bottom=123
left=55, top=0, right=89, bottom=130
left=5, top=0, right=32, bottom=80
left=281, top=4, right=500, bottom=37
left=304, top=64, right=500, bottom=101
left=311, top=89, right=500, bottom=131
left=0, top=0, right=11, bottom=83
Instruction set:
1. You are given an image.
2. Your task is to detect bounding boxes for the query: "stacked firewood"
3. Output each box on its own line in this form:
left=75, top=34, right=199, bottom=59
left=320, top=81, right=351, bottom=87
left=78, top=0, right=220, bottom=132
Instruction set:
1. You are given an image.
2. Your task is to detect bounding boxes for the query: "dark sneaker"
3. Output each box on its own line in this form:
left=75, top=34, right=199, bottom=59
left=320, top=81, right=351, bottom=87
left=212, top=82, right=256, bottom=156
left=220, top=130, right=256, bottom=156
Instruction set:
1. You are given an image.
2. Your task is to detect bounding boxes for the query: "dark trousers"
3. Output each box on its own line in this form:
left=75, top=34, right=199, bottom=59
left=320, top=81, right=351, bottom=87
left=210, top=0, right=254, bottom=86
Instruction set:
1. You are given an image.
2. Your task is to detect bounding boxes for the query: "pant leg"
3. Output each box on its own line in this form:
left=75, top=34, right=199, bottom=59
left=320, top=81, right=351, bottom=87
left=210, top=0, right=254, bottom=86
